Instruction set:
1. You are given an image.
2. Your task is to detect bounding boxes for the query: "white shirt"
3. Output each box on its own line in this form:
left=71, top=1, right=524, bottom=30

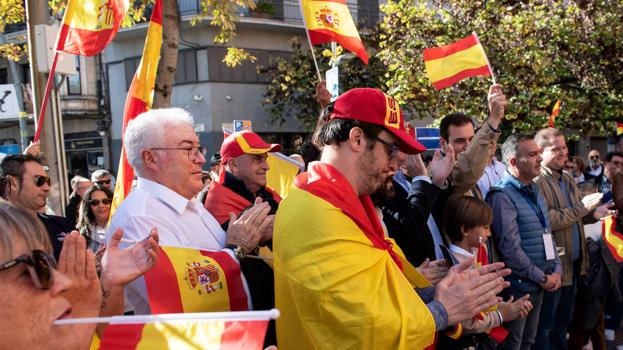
left=106, top=177, right=250, bottom=314
left=477, top=159, right=507, bottom=198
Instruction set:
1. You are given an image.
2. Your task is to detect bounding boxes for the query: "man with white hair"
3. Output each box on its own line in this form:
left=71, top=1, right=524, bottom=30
left=106, top=107, right=272, bottom=315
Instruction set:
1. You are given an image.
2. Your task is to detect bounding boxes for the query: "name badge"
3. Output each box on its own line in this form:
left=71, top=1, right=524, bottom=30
left=543, top=232, right=556, bottom=261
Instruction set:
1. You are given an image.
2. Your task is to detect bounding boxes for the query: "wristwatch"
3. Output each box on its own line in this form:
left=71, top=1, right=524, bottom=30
left=224, top=244, right=246, bottom=260
left=540, top=275, right=548, bottom=285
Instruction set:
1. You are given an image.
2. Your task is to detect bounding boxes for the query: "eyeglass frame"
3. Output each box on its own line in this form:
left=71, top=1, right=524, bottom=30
left=0, top=250, right=57, bottom=289
left=89, top=198, right=112, bottom=206
left=149, top=146, right=204, bottom=161
left=96, top=179, right=112, bottom=185
left=22, top=175, right=51, bottom=187
left=367, top=135, right=400, bottom=159
left=590, top=155, right=600, bottom=160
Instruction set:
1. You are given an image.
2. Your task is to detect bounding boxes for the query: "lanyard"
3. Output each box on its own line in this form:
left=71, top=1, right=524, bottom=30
left=518, top=186, right=548, bottom=231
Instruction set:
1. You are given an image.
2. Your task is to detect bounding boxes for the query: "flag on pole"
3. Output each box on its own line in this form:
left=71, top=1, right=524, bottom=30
left=300, top=0, right=368, bottom=64
left=56, top=310, right=278, bottom=350
left=616, top=122, right=623, bottom=136
left=603, top=215, right=623, bottom=262
left=266, top=152, right=303, bottom=198
left=423, top=33, right=493, bottom=90
left=56, top=0, right=130, bottom=56
left=109, top=0, right=162, bottom=219
left=548, top=100, right=561, bottom=127
left=144, top=246, right=251, bottom=313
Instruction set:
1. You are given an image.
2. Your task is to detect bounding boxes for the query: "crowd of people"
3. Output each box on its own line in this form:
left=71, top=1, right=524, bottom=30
left=1, top=83, right=623, bottom=350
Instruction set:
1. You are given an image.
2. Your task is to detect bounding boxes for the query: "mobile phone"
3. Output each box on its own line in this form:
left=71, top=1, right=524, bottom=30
left=602, top=191, right=613, bottom=203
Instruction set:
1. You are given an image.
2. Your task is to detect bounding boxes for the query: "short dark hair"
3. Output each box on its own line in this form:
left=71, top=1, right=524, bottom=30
left=439, top=113, right=475, bottom=142
left=501, top=133, right=534, bottom=167
left=605, top=151, right=623, bottom=163
left=312, top=118, right=384, bottom=149
left=443, top=194, right=493, bottom=244
left=0, top=154, right=46, bottom=199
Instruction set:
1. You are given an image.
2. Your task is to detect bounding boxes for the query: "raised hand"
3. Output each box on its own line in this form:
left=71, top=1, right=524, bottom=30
left=487, top=84, right=507, bottom=127
left=428, top=146, right=456, bottom=187
left=404, top=153, right=427, bottom=177
left=315, top=80, right=332, bottom=110
left=100, top=227, right=159, bottom=288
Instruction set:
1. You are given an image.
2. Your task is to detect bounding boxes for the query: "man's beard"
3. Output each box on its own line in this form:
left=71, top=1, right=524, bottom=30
left=356, top=148, right=386, bottom=196
left=370, top=178, right=395, bottom=207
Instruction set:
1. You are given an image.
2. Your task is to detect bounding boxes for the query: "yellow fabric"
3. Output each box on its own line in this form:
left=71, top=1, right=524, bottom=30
left=301, top=0, right=360, bottom=38
left=425, top=44, right=488, bottom=82
left=274, top=188, right=436, bottom=349
left=266, top=153, right=301, bottom=198
left=63, top=0, right=130, bottom=31
left=604, top=215, right=623, bottom=259
left=234, top=133, right=272, bottom=154
left=88, top=335, right=100, bottom=350
left=132, top=21, right=162, bottom=104
left=134, top=320, right=225, bottom=350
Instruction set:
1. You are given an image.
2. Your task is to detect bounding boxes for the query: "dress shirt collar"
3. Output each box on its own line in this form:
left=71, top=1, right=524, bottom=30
left=137, top=177, right=194, bottom=215
left=449, top=244, right=474, bottom=258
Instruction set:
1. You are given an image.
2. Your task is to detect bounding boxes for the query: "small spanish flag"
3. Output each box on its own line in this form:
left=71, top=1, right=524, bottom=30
left=110, top=0, right=162, bottom=219
left=144, top=246, right=251, bottom=314
left=266, top=153, right=304, bottom=198
left=603, top=215, right=623, bottom=262
left=300, top=0, right=368, bottom=64
left=549, top=99, right=561, bottom=127
left=423, top=33, right=492, bottom=90
left=56, top=0, right=130, bottom=56
left=616, top=122, right=623, bottom=136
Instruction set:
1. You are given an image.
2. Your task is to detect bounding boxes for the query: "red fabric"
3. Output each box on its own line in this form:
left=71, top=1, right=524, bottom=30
left=431, top=65, right=491, bottom=90
left=477, top=243, right=488, bottom=266
left=219, top=321, right=270, bottom=350
left=204, top=181, right=252, bottom=225
left=201, top=251, right=249, bottom=311
left=295, top=162, right=403, bottom=270
left=423, top=34, right=479, bottom=61
left=489, top=326, right=509, bottom=343
left=98, top=324, right=145, bottom=349
left=308, top=29, right=369, bottom=64
left=144, top=247, right=186, bottom=313
left=603, top=216, right=623, bottom=262
left=220, top=131, right=281, bottom=163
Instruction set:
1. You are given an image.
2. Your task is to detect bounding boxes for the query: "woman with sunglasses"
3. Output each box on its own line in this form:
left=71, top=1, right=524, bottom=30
left=77, top=184, right=113, bottom=252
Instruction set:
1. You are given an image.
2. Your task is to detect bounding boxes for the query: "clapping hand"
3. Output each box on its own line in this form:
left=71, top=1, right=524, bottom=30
left=428, top=146, right=456, bottom=187
left=416, top=258, right=449, bottom=285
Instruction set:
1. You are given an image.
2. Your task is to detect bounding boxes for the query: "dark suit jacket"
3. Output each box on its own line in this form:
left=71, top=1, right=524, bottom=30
left=38, top=213, right=75, bottom=260
left=382, top=178, right=442, bottom=266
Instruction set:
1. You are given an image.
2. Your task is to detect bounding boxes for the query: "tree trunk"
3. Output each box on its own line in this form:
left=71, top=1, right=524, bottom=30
left=153, top=0, right=179, bottom=108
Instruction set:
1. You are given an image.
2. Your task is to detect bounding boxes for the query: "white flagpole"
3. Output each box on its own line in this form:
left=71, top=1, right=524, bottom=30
left=54, top=309, right=280, bottom=326
left=299, top=0, right=323, bottom=81
left=472, top=32, right=496, bottom=85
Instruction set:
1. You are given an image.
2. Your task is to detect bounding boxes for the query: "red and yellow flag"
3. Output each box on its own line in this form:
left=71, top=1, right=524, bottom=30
left=423, top=34, right=492, bottom=90
left=603, top=215, right=623, bottom=262
left=300, top=0, right=368, bottom=64
left=616, top=122, right=623, bottom=136
left=110, top=0, right=162, bottom=219
left=144, top=246, right=251, bottom=313
left=549, top=99, right=561, bottom=127
left=266, top=152, right=303, bottom=198
left=98, top=317, right=269, bottom=349
left=56, top=0, right=130, bottom=56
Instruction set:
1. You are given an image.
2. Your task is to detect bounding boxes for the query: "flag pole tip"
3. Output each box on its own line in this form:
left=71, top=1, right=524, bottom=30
left=269, top=308, right=281, bottom=320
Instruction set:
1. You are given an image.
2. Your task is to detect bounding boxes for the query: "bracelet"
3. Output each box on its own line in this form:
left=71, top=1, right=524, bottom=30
left=495, top=310, right=503, bottom=324
left=487, top=121, right=501, bottom=133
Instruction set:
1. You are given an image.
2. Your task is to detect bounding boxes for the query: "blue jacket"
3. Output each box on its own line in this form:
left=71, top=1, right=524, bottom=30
left=486, top=172, right=561, bottom=293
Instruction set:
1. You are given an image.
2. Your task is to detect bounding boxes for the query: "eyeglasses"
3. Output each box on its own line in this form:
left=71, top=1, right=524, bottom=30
left=369, top=135, right=400, bottom=159
left=150, top=146, right=204, bottom=161
left=32, top=175, right=51, bottom=187
left=0, top=250, right=56, bottom=289
left=89, top=198, right=111, bottom=206
left=96, top=179, right=111, bottom=185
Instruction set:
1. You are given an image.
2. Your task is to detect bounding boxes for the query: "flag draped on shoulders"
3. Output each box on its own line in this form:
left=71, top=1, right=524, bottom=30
left=110, top=0, right=162, bottom=219
left=423, top=33, right=492, bottom=90
left=273, top=162, right=436, bottom=349
left=57, top=0, right=130, bottom=56
left=300, top=0, right=368, bottom=64
left=144, top=246, right=251, bottom=313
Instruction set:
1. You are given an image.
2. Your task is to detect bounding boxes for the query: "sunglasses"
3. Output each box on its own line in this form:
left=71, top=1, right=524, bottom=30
left=0, top=250, right=56, bottom=289
left=32, top=175, right=51, bottom=187
left=590, top=156, right=600, bottom=160
left=97, top=179, right=111, bottom=185
left=89, top=198, right=112, bottom=206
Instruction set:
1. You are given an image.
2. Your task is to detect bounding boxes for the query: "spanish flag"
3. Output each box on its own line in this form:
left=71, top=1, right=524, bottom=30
left=300, top=0, right=368, bottom=64
left=603, top=215, right=623, bottom=262
left=144, top=246, right=251, bottom=313
left=616, top=122, right=623, bottom=136
left=56, top=0, right=130, bottom=56
left=423, top=33, right=493, bottom=90
left=110, top=0, right=162, bottom=219
left=274, top=162, right=436, bottom=349
left=266, top=152, right=303, bottom=198
left=549, top=99, right=561, bottom=127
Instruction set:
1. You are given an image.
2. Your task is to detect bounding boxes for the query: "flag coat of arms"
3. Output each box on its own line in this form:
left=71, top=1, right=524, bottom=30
left=57, top=0, right=130, bottom=56
left=300, top=0, right=369, bottom=64
left=423, top=34, right=492, bottom=90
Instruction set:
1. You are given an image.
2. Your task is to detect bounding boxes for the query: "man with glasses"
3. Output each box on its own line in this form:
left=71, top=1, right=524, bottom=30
left=584, top=149, right=604, bottom=180
left=106, top=107, right=272, bottom=315
left=0, top=154, right=74, bottom=258
left=91, top=169, right=114, bottom=191
left=274, top=88, right=511, bottom=349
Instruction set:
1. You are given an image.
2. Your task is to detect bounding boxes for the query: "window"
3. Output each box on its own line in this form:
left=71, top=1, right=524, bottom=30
left=124, top=57, right=140, bottom=90
left=357, top=0, right=379, bottom=28
left=175, top=49, right=198, bottom=84
left=0, top=68, right=7, bottom=84
left=67, top=56, right=81, bottom=95
left=21, top=64, right=30, bottom=84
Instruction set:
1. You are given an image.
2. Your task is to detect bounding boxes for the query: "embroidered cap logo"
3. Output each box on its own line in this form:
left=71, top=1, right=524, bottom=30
left=384, top=93, right=400, bottom=129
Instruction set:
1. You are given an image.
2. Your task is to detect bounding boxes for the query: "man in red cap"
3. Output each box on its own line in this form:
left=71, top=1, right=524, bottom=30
left=204, top=130, right=281, bottom=347
left=273, top=87, right=511, bottom=349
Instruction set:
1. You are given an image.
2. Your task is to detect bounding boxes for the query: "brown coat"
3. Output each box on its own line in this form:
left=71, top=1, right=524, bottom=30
left=534, top=165, right=595, bottom=286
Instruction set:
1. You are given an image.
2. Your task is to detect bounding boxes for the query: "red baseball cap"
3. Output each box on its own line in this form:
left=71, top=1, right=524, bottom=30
left=220, top=131, right=281, bottom=162
left=329, top=88, right=426, bottom=154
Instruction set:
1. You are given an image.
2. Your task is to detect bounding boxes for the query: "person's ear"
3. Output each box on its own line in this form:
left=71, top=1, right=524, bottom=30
left=348, top=127, right=366, bottom=153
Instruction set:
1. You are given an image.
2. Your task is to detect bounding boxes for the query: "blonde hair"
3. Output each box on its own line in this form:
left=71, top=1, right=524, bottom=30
left=0, top=199, right=52, bottom=260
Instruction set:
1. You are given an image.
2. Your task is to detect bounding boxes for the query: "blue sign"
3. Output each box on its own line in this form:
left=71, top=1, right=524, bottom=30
left=0, top=144, right=19, bottom=155
left=415, top=128, right=441, bottom=150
